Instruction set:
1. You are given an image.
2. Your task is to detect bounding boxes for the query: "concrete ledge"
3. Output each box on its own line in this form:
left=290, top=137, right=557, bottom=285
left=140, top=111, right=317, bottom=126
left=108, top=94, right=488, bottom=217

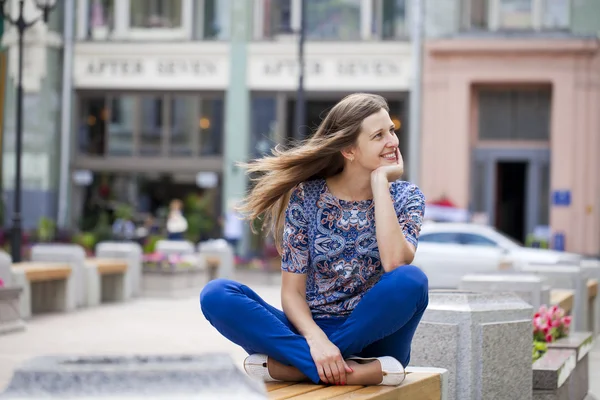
left=533, top=349, right=576, bottom=392
left=265, top=369, right=447, bottom=399
left=547, top=332, right=594, bottom=400
left=0, top=354, right=267, bottom=399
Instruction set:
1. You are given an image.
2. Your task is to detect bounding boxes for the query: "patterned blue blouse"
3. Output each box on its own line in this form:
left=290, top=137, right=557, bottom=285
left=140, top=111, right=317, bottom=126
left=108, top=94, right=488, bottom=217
left=281, top=178, right=426, bottom=319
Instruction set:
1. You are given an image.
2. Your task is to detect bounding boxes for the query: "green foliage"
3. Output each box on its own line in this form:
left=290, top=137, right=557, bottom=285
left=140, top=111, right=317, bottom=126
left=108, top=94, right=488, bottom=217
left=533, top=340, right=548, bottom=363
left=73, top=232, right=97, bottom=251
left=37, top=217, right=56, bottom=242
left=183, top=194, right=214, bottom=242
left=143, top=235, right=164, bottom=254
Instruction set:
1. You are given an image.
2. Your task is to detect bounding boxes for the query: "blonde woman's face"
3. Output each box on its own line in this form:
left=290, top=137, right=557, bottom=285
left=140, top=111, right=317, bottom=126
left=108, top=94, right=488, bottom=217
left=352, top=108, right=400, bottom=171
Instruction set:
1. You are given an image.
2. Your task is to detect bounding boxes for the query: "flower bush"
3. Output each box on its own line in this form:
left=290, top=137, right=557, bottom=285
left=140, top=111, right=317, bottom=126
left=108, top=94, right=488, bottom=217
left=142, top=252, right=197, bottom=269
left=533, top=304, right=572, bottom=343
left=532, top=304, right=572, bottom=363
left=0, top=277, right=4, bottom=288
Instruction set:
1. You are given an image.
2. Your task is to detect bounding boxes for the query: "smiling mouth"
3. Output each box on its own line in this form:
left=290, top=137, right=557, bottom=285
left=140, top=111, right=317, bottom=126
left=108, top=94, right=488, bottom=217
left=381, top=151, right=397, bottom=162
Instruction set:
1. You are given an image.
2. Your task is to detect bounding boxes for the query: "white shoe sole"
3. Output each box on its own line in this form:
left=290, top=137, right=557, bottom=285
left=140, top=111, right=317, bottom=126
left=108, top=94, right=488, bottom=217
left=347, top=356, right=407, bottom=386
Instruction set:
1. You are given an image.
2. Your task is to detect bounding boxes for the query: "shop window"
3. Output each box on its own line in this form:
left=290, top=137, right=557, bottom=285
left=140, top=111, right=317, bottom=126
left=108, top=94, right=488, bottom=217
left=478, top=88, right=551, bottom=141
left=306, top=0, right=361, bottom=40
left=170, top=96, right=198, bottom=156
left=198, top=98, right=224, bottom=156
left=130, top=0, right=182, bottom=28
left=372, top=0, right=409, bottom=39
left=140, top=95, right=164, bottom=156
left=201, top=0, right=232, bottom=39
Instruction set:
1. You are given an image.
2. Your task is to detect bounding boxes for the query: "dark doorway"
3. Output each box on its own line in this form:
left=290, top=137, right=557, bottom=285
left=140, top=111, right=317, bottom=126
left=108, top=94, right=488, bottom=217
left=495, top=161, right=527, bottom=243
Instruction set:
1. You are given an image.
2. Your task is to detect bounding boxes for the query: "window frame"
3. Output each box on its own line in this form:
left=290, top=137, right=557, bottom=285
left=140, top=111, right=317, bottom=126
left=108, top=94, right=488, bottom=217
left=418, top=232, right=461, bottom=244
left=78, top=0, right=194, bottom=41
left=461, top=0, right=571, bottom=32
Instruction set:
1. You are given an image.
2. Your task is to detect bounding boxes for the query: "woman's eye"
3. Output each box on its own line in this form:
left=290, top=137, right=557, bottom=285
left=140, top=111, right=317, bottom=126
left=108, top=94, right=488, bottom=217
left=375, top=133, right=382, bottom=138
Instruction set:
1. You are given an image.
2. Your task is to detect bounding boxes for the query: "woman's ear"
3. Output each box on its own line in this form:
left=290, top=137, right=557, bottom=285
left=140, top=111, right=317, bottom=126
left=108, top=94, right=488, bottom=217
left=341, top=147, right=355, bottom=162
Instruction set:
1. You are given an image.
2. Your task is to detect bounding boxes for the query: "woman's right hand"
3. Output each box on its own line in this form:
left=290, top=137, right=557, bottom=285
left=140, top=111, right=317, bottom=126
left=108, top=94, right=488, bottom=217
left=307, top=335, right=353, bottom=385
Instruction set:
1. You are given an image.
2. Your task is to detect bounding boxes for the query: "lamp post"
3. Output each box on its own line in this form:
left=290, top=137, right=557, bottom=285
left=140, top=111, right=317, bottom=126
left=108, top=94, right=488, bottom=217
left=0, top=0, right=57, bottom=262
left=293, top=0, right=306, bottom=141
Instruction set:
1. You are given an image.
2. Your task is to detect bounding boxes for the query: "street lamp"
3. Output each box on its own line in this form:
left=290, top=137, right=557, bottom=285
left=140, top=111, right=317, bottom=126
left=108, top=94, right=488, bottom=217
left=0, top=0, right=57, bottom=262
left=293, top=0, right=306, bottom=141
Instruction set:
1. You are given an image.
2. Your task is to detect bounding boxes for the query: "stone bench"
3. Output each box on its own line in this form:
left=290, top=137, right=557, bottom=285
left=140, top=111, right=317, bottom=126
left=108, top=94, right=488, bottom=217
left=198, top=240, right=235, bottom=280
left=587, top=279, right=598, bottom=336
left=95, top=242, right=143, bottom=298
left=11, top=262, right=76, bottom=319
left=265, top=367, right=448, bottom=399
left=550, top=289, right=574, bottom=315
left=84, top=258, right=129, bottom=306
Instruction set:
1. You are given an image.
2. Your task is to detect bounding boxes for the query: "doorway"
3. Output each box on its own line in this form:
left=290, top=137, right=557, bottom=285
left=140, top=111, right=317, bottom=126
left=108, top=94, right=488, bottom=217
left=495, top=161, right=527, bottom=243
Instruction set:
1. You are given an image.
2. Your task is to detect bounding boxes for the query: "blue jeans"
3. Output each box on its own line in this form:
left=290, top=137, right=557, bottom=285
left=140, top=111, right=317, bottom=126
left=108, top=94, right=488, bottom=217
left=199, top=265, right=429, bottom=384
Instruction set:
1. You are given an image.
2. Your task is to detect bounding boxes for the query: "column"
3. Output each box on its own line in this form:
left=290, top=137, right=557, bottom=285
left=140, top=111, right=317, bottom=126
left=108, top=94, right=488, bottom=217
left=222, top=0, right=252, bottom=253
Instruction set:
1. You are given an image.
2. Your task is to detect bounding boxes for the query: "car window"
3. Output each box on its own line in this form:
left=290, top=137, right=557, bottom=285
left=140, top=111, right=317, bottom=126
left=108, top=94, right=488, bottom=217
left=419, top=232, right=460, bottom=244
left=459, top=233, right=497, bottom=247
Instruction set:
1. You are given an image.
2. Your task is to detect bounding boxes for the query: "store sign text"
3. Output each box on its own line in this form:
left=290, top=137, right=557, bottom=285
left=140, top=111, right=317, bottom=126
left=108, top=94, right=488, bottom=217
left=261, top=59, right=403, bottom=78
left=85, top=59, right=218, bottom=77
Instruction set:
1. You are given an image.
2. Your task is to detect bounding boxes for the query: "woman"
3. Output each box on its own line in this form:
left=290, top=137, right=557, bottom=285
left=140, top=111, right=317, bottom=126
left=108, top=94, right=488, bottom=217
left=166, top=199, right=188, bottom=240
left=200, top=93, right=428, bottom=387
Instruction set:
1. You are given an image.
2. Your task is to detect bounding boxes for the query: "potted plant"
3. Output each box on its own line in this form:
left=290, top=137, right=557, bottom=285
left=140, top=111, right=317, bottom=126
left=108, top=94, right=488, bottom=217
left=531, top=304, right=572, bottom=362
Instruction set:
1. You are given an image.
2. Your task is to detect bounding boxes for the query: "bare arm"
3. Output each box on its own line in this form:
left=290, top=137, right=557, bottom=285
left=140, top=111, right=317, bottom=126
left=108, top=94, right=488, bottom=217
left=281, top=272, right=327, bottom=342
left=372, top=173, right=417, bottom=271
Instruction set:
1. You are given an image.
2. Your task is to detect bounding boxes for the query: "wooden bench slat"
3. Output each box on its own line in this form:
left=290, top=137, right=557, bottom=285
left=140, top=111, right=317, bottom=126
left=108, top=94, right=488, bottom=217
left=266, top=383, right=296, bottom=392
left=12, top=262, right=71, bottom=282
left=268, top=383, right=326, bottom=399
left=87, top=258, right=128, bottom=275
left=550, top=289, right=574, bottom=314
left=327, top=373, right=441, bottom=400
left=286, top=385, right=364, bottom=400
left=588, top=279, right=598, bottom=299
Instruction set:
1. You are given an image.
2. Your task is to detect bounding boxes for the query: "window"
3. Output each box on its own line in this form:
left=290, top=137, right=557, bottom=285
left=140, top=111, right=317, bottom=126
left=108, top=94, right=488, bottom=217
left=79, top=97, right=107, bottom=155
left=306, top=0, right=361, bottom=40
left=87, top=0, right=115, bottom=39
left=202, top=0, right=232, bottom=39
left=251, top=97, right=277, bottom=158
left=262, top=0, right=292, bottom=37
left=462, top=0, right=570, bottom=31
left=497, top=0, right=533, bottom=29
left=372, top=0, right=409, bottom=39
left=478, top=88, right=551, bottom=141
left=458, top=233, right=497, bottom=247
left=107, top=96, right=135, bottom=156
left=139, top=96, right=164, bottom=156
left=198, top=98, right=224, bottom=155
left=170, top=96, right=197, bottom=156
left=419, top=232, right=460, bottom=244
left=130, top=0, right=182, bottom=28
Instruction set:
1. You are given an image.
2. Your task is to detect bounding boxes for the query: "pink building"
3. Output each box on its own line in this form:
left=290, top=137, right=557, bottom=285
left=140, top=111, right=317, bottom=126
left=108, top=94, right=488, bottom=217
left=421, top=38, right=600, bottom=256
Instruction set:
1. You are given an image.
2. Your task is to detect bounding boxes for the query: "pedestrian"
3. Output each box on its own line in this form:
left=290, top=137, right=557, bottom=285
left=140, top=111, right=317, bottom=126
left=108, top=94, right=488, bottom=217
left=166, top=199, right=187, bottom=240
left=200, top=93, right=428, bottom=387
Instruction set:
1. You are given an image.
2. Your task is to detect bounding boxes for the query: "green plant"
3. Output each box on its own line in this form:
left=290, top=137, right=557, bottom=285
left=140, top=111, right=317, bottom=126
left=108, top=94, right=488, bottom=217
left=183, top=194, right=215, bottom=242
left=143, top=235, right=164, bottom=254
left=93, top=212, right=113, bottom=243
left=74, top=232, right=97, bottom=251
left=37, top=217, right=56, bottom=242
left=533, top=340, right=547, bottom=363
left=114, top=204, right=134, bottom=221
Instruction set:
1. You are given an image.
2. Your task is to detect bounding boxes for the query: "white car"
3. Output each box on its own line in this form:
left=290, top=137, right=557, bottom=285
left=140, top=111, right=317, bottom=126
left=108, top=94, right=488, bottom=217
left=413, top=222, right=582, bottom=289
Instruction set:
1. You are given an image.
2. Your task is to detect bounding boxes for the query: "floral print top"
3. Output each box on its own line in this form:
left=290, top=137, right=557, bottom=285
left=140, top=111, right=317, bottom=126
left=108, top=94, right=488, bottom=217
left=281, top=178, right=426, bottom=319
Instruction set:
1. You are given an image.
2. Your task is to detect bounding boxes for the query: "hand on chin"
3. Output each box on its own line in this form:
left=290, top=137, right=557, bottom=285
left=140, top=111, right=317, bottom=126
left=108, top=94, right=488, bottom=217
left=371, top=148, right=404, bottom=183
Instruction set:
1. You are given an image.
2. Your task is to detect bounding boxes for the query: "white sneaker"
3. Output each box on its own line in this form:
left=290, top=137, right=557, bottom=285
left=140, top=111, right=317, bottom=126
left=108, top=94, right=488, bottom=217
left=347, top=356, right=407, bottom=386
left=243, top=354, right=281, bottom=383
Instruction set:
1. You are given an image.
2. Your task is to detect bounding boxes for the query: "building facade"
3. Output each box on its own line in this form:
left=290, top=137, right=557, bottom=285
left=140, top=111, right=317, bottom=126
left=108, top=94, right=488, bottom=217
left=68, top=0, right=415, bottom=250
left=420, top=0, right=600, bottom=255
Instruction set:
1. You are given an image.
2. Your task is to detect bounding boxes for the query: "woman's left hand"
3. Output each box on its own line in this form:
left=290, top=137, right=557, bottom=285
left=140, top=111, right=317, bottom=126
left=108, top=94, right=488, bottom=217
left=371, top=148, right=404, bottom=184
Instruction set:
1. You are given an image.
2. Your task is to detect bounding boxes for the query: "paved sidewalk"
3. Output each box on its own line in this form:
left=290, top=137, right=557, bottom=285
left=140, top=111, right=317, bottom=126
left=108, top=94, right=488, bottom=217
left=0, top=273, right=599, bottom=397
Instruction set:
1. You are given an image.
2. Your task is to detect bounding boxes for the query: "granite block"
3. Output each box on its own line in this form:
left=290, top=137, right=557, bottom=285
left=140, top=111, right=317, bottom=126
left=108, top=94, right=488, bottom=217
left=548, top=332, right=594, bottom=400
left=520, top=264, right=588, bottom=332
left=0, top=354, right=267, bottom=399
left=532, top=349, right=576, bottom=390
left=156, top=240, right=196, bottom=256
left=96, top=242, right=143, bottom=297
left=0, top=287, right=25, bottom=335
left=410, top=290, right=533, bottom=400
left=0, top=250, right=12, bottom=286
left=31, top=244, right=87, bottom=308
left=198, top=240, right=235, bottom=280
left=581, top=259, right=600, bottom=336
left=460, top=273, right=550, bottom=311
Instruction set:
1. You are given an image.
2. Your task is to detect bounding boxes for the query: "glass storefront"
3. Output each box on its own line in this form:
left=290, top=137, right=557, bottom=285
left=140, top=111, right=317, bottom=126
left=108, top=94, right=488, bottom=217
left=78, top=92, right=224, bottom=157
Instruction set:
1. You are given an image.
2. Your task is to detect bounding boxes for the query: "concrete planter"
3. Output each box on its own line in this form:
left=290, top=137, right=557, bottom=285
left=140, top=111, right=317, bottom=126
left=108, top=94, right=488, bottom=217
left=142, top=265, right=207, bottom=298
left=0, top=286, right=25, bottom=335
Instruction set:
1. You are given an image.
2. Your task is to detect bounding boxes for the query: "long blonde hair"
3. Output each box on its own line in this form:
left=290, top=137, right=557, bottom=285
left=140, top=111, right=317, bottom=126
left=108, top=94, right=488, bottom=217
left=238, top=93, right=389, bottom=253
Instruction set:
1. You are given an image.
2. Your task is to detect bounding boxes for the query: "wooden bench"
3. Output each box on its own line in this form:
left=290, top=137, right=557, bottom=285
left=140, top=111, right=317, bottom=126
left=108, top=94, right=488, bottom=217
left=550, top=289, right=574, bottom=315
left=11, top=262, right=76, bottom=318
left=265, top=371, right=444, bottom=400
left=86, top=258, right=129, bottom=304
left=205, top=255, right=220, bottom=281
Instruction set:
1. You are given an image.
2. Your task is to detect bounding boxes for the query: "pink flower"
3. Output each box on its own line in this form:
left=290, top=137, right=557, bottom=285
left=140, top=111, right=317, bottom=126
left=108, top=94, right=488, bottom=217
left=543, top=326, right=550, bottom=335
left=545, top=334, right=553, bottom=343
left=0, top=277, right=4, bottom=287
left=562, top=316, right=572, bottom=327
